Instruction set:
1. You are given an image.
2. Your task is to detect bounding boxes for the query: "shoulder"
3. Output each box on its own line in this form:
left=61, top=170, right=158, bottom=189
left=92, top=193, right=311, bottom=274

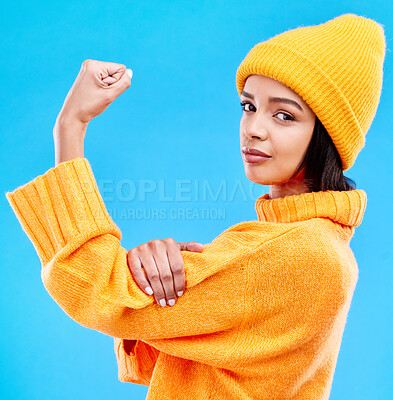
left=206, top=219, right=348, bottom=265
left=249, top=220, right=357, bottom=300
left=214, top=220, right=305, bottom=249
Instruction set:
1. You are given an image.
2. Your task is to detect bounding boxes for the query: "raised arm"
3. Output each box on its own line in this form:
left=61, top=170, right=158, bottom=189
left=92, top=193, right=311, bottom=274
left=6, top=59, right=259, bottom=340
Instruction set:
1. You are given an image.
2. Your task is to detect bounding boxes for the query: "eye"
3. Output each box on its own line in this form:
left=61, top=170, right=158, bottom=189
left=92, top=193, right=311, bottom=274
left=240, top=101, right=256, bottom=112
left=275, top=111, right=295, bottom=122
left=240, top=102, right=295, bottom=123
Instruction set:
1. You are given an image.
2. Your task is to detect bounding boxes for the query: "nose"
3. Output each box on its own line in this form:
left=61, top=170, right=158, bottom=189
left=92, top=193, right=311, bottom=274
left=242, top=118, right=268, bottom=141
left=243, top=129, right=267, bottom=141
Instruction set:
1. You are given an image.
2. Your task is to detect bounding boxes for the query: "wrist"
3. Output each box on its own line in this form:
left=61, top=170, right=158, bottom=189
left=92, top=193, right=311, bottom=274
left=55, top=111, right=89, bottom=137
left=54, top=112, right=88, bottom=166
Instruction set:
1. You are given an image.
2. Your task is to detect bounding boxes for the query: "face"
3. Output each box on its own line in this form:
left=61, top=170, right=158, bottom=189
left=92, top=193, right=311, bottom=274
left=239, top=74, right=316, bottom=199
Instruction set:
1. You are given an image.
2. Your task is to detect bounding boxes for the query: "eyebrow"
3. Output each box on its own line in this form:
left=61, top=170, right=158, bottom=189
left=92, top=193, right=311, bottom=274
left=241, top=90, right=304, bottom=112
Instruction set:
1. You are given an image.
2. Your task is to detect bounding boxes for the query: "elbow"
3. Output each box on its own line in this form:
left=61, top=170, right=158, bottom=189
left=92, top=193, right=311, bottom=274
left=41, top=257, right=111, bottom=332
left=39, top=234, right=142, bottom=338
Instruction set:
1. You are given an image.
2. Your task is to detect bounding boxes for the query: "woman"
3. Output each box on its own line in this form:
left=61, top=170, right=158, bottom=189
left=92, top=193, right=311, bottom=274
left=6, top=13, right=385, bottom=400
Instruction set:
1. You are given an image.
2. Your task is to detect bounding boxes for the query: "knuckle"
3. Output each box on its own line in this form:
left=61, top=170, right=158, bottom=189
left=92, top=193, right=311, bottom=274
left=171, top=264, right=184, bottom=274
left=149, top=239, right=159, bottom=247
left=139, top=243, right=148, bottom=250
left=165, top=237, right=177, bottom=245
left=127, top=247, right=136, bottom=256
left=161, top=273, right=173, bottom=282
left=149, top=273, right=159, bottom=281
left=83, top=59, right=94, bottom=69
left=151, top=239, right=165, bottom=250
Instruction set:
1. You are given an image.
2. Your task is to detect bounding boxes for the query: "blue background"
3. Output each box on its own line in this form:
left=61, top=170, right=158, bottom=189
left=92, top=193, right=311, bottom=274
left=1, top=1, right=392, bottom=399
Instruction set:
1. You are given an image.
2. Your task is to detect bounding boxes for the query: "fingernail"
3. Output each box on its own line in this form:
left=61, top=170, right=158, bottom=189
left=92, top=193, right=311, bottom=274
left=126, top=69, right=133, bottom=79
left=159, top=299, right=166, bottom=307
left=177, top=291, right=183, bottom=296
left=168, top=299, right=175, bottom=306
left=145, top=287, right=153, bottom=295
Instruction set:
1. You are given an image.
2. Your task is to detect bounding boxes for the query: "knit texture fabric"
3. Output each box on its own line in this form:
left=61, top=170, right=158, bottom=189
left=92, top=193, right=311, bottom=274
left=236, top=13, right=386, bottom=171
left=6, top=157, right=367, bottom=399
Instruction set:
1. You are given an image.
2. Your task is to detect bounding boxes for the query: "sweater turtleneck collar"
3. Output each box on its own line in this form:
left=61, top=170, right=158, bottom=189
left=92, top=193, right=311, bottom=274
left=255, top=189, right=367, bottom=227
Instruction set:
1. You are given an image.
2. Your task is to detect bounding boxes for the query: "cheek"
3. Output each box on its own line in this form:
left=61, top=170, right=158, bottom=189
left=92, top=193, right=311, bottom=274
left=272, top=132, right=309, bottom=159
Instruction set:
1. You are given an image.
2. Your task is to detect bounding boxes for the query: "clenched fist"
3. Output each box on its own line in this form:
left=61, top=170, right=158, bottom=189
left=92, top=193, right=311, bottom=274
left=60, top=59, right=133, bottom=125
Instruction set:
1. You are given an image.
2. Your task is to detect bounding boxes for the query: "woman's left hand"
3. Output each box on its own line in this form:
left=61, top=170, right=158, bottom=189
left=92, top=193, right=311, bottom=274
left=127, top=239, right=205, bottom=307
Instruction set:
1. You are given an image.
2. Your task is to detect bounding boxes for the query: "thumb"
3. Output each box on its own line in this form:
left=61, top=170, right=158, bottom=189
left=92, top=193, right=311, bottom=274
left=177, top=241, right=204, bottom=252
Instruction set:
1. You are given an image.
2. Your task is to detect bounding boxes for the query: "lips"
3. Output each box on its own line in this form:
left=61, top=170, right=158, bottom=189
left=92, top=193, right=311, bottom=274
left=241, top=146, right=271, bottom=158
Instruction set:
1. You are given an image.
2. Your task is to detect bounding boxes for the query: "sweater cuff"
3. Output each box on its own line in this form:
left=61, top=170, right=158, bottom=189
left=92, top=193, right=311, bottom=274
left=114, top=337, right=160, bottom=386
left=5, top=157, right=121, bottom=266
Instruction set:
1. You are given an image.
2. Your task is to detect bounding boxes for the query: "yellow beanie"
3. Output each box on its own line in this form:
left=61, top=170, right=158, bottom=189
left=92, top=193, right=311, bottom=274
left=236, top=13, right=386, bottom=171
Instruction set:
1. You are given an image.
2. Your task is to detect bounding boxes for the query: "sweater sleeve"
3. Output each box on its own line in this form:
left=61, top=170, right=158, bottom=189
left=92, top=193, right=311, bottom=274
left=5, top=157, right=257, bottom=342
left=114, top=338, right=160, bottom=386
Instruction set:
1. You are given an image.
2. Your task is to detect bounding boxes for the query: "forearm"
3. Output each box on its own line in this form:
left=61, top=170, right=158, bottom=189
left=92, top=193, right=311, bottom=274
left=53, top=112, right=88, bottom=166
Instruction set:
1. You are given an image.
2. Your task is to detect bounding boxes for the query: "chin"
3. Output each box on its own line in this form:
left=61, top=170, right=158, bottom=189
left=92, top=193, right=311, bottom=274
left=244, top=168, right=270, bottom=185
left=244, top=166, right=289, bottom=186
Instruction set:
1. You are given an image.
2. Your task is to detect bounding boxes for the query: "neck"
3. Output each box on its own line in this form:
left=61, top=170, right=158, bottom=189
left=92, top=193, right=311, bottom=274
left=269, top=180, right=311, bottom=199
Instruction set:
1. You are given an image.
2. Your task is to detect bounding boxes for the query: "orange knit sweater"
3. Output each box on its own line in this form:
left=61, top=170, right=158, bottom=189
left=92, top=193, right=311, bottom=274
left=5, top=157, right=367, bottom=400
